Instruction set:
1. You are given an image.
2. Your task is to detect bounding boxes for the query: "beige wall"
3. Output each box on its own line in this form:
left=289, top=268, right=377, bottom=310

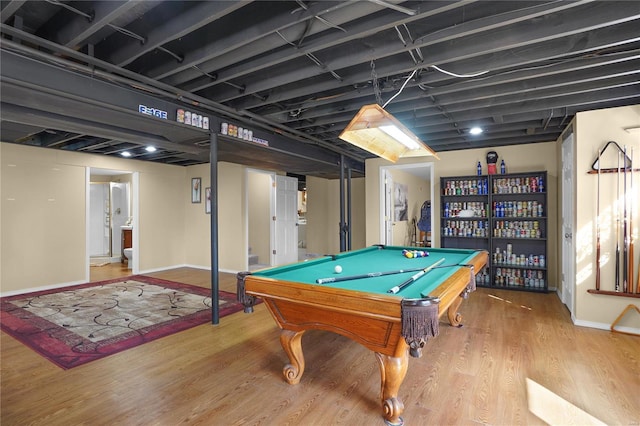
left=188, top=162, right=247, bottom=272
left=247, top=171, right=272, bottom=265
left=139, top=163, right=187, bottom=272
left=574, top=105, right=640, bottom=329
left=1, top=145, right=87, bottom=291
left=305, top=176, right=330, bottom=256
left=0, top=142, right=362, bottom=294
left=0, top=144, right=250, bottom=293
left=183, top=163, right=210, bottom=269
left=365, top=142, right=559, bottom=288
left=0, top=143, right=188, bottom=293
left=306, top=176, right=366, bottom=256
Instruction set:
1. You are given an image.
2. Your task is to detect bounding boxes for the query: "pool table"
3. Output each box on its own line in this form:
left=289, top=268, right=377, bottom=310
left=237, top=245, right=488, bottom=425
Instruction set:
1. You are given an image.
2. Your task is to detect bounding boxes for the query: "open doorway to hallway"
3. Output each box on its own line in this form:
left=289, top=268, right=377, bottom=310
left=88, top=167, right=136, bottom=281
left=379, top=163, right=434, bottom=247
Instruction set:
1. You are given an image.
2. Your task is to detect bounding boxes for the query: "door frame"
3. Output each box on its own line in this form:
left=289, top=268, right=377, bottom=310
left=379, top=163, right=434, bottom=245
left=85, top=167, right=137, bottom=280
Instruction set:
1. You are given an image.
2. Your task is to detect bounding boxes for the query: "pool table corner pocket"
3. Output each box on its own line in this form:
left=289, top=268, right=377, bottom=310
left=401, top=297, right=440, bottom=358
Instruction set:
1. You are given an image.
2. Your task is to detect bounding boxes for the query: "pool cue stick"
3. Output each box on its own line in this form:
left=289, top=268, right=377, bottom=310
left=629, top=146, right=635, bottom=293
left=317, top=265, right=430, bottom=284
left=595, top=147, right=602, bottom=291
left=623, top=146, right=629, bottom=293
left=387, top=258, right=445, bottom=294
left=630, top=146, right=637, bottom=294
left=615, top=150, right=621, bottom=292
left=317, top=262, right=462, bottom=284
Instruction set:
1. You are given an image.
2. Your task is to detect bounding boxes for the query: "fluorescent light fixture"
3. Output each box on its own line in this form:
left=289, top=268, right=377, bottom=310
left=339, top=104, right=438, bottom=162
left=469, top=126, right=483, bottom=135
left=121, top=151, right=132, bottom=157
left=145, top=146, right=157, bottom=152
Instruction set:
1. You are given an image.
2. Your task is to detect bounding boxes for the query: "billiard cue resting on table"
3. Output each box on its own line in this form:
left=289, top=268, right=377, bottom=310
left=316, top=265, right=431, bottom=284
left=387, top=258, right=446, bottom=294
left=317, top=261, right=469, bottom=285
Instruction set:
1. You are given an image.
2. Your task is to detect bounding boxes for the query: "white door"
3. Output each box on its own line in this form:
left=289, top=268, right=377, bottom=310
left=274, top=175, right=299, bottom=265
left=561, top=133, right=575, bottom=315
left=89, top=183, right=110, bottom=257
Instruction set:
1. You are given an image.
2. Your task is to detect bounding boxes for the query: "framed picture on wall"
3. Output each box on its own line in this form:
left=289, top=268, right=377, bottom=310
left=205, top=187, right=211, bottom=214
left=192, top=177, right=201, bottom=203
left=394, top=182, right=408, bottom=221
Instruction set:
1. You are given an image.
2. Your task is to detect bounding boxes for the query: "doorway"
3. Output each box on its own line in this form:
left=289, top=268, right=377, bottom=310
left=87, top=168, right=136, bottom=281
left=246, top=169, right=299, bottom=270
left=89, top=182, right=129, bottom=261
left=379, top=163, right=434, bottom=246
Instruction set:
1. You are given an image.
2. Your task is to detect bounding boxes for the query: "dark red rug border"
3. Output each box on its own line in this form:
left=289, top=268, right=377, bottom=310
left=0, top=275, right=242, bottom=369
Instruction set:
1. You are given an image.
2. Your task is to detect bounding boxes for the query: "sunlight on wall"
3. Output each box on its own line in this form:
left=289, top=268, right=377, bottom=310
left=576, top=263, right=592, bottom=286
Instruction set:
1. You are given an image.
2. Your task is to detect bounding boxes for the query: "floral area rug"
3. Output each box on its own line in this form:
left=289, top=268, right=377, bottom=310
left=0, top=275, right=241, bottom=369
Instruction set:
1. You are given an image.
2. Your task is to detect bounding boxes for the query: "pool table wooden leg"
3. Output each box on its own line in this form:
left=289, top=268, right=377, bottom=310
left=375, top=351, right=408, bottom=426
left=280, top=329, right=306, bottom=384
left=446, top=293, right=464, bottom=327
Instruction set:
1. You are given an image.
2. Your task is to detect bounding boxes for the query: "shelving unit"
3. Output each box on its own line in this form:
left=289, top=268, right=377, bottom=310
left=441, top=171, right=548, bottom=292
left=441, top=175, right=491, bottom=286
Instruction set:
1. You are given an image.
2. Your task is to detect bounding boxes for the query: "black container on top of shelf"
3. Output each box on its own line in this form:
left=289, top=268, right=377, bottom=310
left=440, top=171, right=548, bottom=293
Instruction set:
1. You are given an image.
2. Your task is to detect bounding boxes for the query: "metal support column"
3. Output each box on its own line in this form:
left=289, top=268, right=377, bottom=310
left=346, top=165, right=352, bottom=251
left=339, top=155, right=347, bottom=252
left=210, top=130, right=220, bottom=324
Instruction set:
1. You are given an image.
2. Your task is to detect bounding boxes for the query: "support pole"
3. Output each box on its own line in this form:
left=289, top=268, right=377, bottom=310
left=210, top=130, right=220, bottom=324
left=347, top=165, right=352, bottom=251
left=339, top=155, right=347, bottom=252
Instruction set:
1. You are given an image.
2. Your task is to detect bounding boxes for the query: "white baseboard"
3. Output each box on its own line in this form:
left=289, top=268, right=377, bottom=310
left=1, top=279, right=87, bottom=297
left=140, top=264, right=240, bottom=275
left=573, top=319, right=640, bottom=335
left=1, top=265, right=245, bottom=298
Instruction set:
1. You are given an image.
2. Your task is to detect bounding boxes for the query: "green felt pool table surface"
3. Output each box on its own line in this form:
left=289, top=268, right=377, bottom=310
left=251, top=245, right=483, bottom=299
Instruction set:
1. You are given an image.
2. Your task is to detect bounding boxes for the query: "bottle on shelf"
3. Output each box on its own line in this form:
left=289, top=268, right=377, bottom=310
left=500, top=159, right=506, bottom=174
left=477, top=161, right=482, bottom=176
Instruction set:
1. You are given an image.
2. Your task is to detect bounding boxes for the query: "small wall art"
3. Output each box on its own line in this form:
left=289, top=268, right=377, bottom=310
left=205, top=187, right=211, bottom=214
left=192, top=177, right=201, bottom=203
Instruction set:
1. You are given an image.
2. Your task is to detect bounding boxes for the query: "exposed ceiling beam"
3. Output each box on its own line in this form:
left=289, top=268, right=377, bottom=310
left=178, top=0, right=475, bottom=92
left=149, top=1, right=355, bottom=82
left=45, top=1, right=139, bottom=49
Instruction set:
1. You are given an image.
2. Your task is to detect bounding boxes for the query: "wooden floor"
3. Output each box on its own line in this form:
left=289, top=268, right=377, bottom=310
left=2, top=266, right=639, bottom=425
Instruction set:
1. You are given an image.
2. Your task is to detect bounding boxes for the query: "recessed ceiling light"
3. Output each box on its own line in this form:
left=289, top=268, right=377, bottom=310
left=469, top=127, right=483, bottom=135
left=145, top=146, right=157, bottom=152
left=121, top=151, right=132, bottom=157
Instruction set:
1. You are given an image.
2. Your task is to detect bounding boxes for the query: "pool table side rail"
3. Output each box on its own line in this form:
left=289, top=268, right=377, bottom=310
left=425, top=250, right=488, bottom=318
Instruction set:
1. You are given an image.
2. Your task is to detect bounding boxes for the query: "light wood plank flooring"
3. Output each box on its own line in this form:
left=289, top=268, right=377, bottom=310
left=2, top=267, right=639, bottom=425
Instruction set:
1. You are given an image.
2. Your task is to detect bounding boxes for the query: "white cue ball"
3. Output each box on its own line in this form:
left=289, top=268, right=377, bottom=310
left=334, top=265, right=342, bottom=273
